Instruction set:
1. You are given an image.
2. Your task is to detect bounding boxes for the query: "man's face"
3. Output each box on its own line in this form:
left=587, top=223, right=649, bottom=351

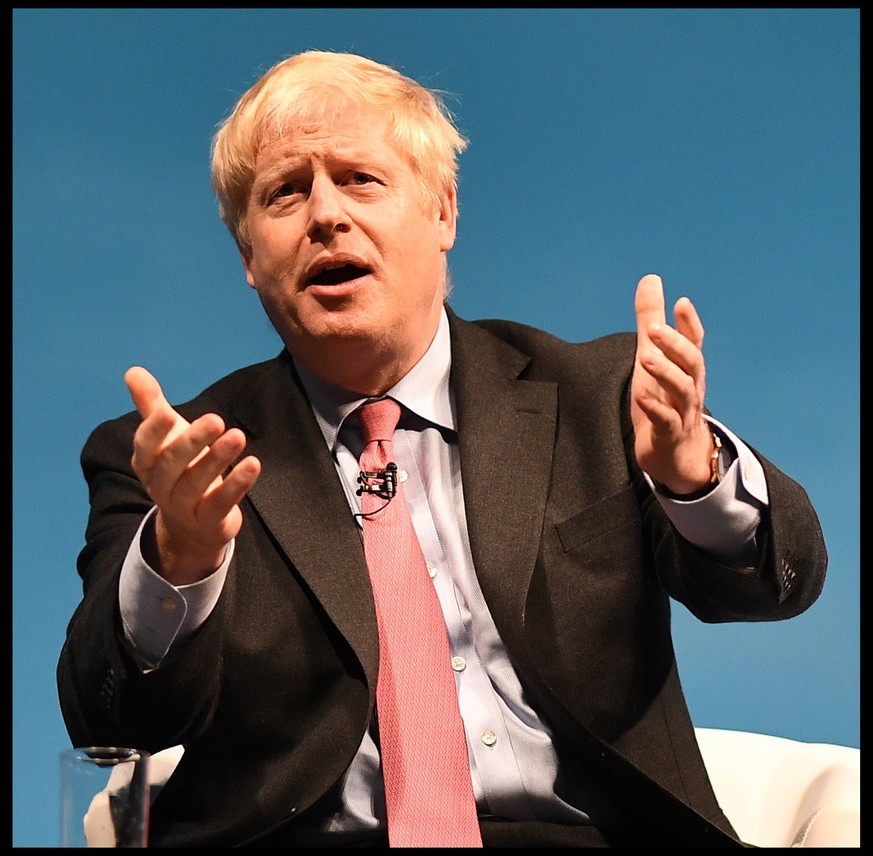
left=242, top=106, right=457, bottom=392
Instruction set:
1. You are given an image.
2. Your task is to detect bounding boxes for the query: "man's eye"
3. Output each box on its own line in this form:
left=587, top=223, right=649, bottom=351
left=350, top=172, right=375, bottom=185
left=272, top=182, right=301, bottom=199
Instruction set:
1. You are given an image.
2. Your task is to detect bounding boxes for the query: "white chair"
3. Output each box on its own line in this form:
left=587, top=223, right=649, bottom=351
left=695, top=727, right=860, bottom=847
left=85, top=731, right=860, bottom=847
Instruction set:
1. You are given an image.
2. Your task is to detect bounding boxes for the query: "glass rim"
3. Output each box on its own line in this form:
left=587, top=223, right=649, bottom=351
left=61, top=746, right=150, bottom=765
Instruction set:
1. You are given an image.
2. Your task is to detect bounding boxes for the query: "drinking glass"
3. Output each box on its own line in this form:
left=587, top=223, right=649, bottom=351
left=59, top=746, right=151, bottom=847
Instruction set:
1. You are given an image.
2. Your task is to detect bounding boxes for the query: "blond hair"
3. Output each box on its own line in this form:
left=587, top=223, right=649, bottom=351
left=211, top=50, right=468, bottom=257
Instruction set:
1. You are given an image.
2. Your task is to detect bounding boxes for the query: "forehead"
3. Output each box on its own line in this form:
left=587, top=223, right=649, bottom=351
left=258, top=105, right=399, bottom=164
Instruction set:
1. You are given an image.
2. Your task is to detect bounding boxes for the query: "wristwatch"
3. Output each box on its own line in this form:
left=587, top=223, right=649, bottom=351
left=707, top=423, right=732, bottom=484
left=652, top=423, right=734, bottom=499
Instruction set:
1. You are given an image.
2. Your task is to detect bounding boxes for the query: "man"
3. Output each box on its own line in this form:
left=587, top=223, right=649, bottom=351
left=57, top=50, right=827, bottom=847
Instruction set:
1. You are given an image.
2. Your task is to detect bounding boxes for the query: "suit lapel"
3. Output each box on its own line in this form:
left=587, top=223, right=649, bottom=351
left=229, top=319, right=558, bottom=683
left=447, top=311, right=557, bottom=657
left=229, top=354, right=379, bottom=688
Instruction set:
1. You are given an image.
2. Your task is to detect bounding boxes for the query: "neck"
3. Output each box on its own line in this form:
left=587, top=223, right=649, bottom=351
left=288, top=333, right=431, bottom=397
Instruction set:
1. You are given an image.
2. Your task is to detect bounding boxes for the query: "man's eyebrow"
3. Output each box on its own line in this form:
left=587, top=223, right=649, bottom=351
left=262, top=147, right=381, bottom=171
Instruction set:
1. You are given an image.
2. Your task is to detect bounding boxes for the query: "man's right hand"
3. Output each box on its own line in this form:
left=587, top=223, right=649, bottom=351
left=125, top=366, right=262, bottom=585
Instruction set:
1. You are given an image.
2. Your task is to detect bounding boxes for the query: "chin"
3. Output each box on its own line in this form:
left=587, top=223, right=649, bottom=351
left=294, top=313, right=391, bottom=349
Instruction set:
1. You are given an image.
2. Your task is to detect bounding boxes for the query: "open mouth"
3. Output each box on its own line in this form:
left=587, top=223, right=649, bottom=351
left=307, top=264, right=369, bottom=286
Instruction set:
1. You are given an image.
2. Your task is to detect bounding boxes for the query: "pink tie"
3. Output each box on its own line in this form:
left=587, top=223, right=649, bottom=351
left=356, top=398, right=482, bottom=848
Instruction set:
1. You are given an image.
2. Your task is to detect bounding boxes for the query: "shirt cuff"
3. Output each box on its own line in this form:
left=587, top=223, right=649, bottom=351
left=118, top=507, right=233, bottom=668
left=648, top=418, right=768, bottom=566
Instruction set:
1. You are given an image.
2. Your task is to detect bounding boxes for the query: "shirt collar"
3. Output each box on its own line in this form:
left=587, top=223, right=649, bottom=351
left=294, top=306, right=455, bottom=452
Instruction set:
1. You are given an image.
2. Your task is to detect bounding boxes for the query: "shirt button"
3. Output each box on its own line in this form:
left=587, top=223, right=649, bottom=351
left=161, top=597, right=177, bottom=612
left=398, top=469, right=408, bottom=482
left=451, top=656, right=466, bottom=672
left=481, top=730, right=497, bottom=746
left=426, top=562, right=437, bottom=578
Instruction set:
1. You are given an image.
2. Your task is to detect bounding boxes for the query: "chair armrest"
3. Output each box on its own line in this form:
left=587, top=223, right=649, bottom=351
left=695, top=727, right=860, bottom=848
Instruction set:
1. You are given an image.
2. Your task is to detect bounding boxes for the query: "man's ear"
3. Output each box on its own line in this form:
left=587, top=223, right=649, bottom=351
left=438, top=185, right=458, bottom=252
left=241, top=249, right=257, bottom=289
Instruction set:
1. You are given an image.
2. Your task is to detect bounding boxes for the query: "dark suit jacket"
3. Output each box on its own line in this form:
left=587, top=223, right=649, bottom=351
left=57, top=307, right=827, bottom=847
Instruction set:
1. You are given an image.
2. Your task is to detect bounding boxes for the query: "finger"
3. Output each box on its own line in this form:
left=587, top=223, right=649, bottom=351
left=654, top=363, right=698, bottom=414
left=673, top=296, right=704, bottom=349
left=125, top=366, right=185, bottom=475
left=636, top=346, right=700, bottom=418
left=633, top=386, right=677, bottom=434
left=634, top=274, right=667, bottom=343
left=144, top=413, right=227, bottom=500
left=200, top=455, right=262, bottom=521
left=172, top=456, right=261, bottom=548
left=671, top=297, right=707, bottom=401
left=648, top=322, right=704, bottom=379
left=167, top=427, right=249, bottom=506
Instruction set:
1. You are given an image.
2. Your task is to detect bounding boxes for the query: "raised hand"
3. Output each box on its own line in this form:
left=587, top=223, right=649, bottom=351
left=631, top=274, right=715, bottom=495
left=125, top=366, right=262, bottom=584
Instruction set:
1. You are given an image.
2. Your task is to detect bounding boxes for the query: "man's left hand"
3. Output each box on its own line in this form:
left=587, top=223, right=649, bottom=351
left=631, top=273, right=715, bottom=495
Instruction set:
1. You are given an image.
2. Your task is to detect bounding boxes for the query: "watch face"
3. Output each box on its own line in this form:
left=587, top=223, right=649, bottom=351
left=716, top=437, right=733, bottom=482
left=708, top=425, right=733, bottom=484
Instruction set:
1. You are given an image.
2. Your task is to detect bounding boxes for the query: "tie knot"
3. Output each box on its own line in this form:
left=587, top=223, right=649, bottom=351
left=357, top=398, right=402, bottom=445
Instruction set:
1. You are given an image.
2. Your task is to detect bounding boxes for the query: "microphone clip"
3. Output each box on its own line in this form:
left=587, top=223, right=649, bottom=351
left=357, top=462, right=398, bottom=499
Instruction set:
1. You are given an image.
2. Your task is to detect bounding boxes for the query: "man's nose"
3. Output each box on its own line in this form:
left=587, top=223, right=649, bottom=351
left=306, top=176, right=351, bottom=240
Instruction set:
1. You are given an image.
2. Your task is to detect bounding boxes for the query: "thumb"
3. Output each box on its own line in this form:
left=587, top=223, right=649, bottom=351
left=124, top=366, right=168, bottom=419
left=634, top=273, right=667, bottom=341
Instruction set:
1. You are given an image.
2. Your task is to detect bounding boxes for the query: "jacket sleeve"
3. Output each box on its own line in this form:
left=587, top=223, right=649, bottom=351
left=57, top=411, right=226, bottom=752
left=633, top=434, right=828, bottom=623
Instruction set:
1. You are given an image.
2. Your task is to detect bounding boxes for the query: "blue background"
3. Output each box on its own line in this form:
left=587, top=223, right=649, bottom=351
left=13, top=9, right=859, bottom=847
